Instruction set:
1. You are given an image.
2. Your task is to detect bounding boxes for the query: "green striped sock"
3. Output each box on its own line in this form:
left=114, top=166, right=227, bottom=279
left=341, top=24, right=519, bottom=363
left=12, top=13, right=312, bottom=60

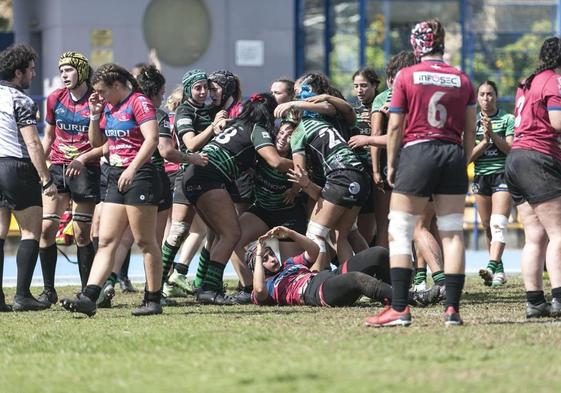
left=495, top=261, right=504, bottom=273
left=161, top=241, right=180, bottom=285
left=432, top=271, right=445, bottom=286
left=202, top=261, right=226, bottom=292
left=487, top=260, right=498, bottom=273
left=193, top=247, right=210, bottom=289
left=414, top=268, right=427, bottom=285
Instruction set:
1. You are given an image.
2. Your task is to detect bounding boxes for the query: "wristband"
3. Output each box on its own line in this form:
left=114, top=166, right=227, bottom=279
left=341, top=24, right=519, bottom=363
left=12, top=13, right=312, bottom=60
left=42, top=177, right=53, bottom=191
left=90, top=113, right=100, bottom=121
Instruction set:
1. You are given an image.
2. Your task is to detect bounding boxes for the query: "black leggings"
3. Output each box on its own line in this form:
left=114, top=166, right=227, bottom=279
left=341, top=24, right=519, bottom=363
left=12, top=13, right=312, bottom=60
left=303, top=247, right=392, bottom=307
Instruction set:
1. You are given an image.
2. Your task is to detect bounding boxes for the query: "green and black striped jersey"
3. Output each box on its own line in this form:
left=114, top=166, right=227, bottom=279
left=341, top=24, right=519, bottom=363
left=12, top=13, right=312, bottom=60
left=371, top=88, right=391, bottom=113
left=203, top=122, right=274, bottom=182
left=174, top=100, right=213, bottom=153
left=253, top=155, right=294, bottom=210
left=291, top=117, right=363, bottom=177
left=474, top=109, right=515, bottom=175
left=151, top=108, right=171, bottom=169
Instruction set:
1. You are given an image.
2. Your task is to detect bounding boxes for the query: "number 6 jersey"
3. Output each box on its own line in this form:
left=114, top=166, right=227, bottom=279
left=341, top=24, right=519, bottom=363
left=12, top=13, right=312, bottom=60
left=389, top=59, right=475, bottom=146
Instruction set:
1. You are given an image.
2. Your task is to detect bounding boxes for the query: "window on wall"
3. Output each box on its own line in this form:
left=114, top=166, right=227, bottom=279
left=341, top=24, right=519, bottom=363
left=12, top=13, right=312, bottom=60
left=302, top=0, right=325, bottom=74
left=330, top=0, right=360, bottom=96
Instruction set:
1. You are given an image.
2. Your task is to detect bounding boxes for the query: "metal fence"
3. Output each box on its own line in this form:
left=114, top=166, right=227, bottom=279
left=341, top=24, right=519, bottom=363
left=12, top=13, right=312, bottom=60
left=296, top=0, right=560, bottom=110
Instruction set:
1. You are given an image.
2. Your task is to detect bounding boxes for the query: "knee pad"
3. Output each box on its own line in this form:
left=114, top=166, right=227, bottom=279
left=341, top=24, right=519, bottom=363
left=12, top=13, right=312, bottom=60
left=436, top=213, right=464, bottom=232
left=306, top=221, right=330, bottom=238
left=166, top=221, right=189, bottom=246
left=42, top=214, right=60, bottom=222
left=306, top=221, right=330, bottom=253
left=490, top=214, right=508, bottom=244
left=72, top=213, right=93, bottom=223
left=387, top=211, right=418, bottom=256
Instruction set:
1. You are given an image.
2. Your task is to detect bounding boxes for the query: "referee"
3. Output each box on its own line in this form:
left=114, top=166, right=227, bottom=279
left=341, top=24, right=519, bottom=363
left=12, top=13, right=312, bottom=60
left=0, top=44, right=57, bottom=312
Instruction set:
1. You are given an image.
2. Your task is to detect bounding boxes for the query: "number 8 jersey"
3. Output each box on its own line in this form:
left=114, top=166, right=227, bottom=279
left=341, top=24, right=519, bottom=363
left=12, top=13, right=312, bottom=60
left=389, top=59, right=475, bottom=145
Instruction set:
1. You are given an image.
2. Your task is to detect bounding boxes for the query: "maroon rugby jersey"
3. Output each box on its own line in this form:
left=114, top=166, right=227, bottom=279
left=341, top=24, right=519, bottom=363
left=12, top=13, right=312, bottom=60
left=389, top=60, right=475, bottom=145
left=99, top=92, right=156, bottom=168
left=45, top=88, right=95, bottom=165
left=512, top=69, right=561, bottom=161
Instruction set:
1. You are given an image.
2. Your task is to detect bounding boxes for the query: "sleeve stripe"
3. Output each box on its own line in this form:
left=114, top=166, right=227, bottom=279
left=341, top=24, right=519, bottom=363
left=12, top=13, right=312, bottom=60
left=388, top=107, right=405, bottom=113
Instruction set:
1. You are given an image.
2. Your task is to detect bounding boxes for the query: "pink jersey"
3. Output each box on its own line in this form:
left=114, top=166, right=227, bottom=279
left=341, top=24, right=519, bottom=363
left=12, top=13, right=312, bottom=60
left=512, top=70, right=561, bottom=161
left=99, top=92, right=156, bottom=168
left=390, top=60, right=476, bottom=145
left=164, top=111, right=180, bottom=173
left=252, top=253, right=316, bottom=306
left=45, top=88, right=95, bottom=165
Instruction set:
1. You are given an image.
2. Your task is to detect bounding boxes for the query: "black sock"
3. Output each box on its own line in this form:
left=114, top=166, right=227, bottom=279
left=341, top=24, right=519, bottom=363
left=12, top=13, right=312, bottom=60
left=174, top=263, right=189, bottom=275
left=39, top=244, right=58, bottom=289
left=92, top=236, right=99, bottom=252
left=120, top=248, right=131, bottom=278
left=144, top=289, right=161, bottom=303
left=390, top=268, right=412, bottom=312
left=83, top=284, right=102, bottom=302
left=77, top=243, right=95, bottom=289
left=108, top=272, right=119, bottom=286
left=445, top=274, right=465, bottom=312
left=194, top=247, right=210, bottom=288
left=526, top=290, right=546, bottom=306
left=16, top=239, right=39, bottom=297
left=0, top=238, right=4, bottom=301
left=552, top=287, right=561, bottom=302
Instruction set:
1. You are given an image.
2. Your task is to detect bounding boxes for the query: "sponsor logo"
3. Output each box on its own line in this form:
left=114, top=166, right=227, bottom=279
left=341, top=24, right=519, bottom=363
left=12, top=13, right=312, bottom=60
left=348, top=182, right=361, bottom=195
left=472, top=182, right=480, bottom=193
left=140, top=98, right=151, bottom=113
left=56, top=120, right=88, bottom=134
left=105, top=129, right=131, bottom=137
left=413, top=71, right=461, bottom=88
left=139, top=195, right=146, bottom=201
left=261, top=131, right=270, bottom=139
left=55, top=107, right=66, bottom=115
left=163, top=120, right=170, bottom=128
left=177, top=118, right=192, bottom=127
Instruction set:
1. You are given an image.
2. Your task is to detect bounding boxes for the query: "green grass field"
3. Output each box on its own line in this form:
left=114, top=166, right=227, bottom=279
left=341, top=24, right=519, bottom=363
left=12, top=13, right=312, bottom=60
left=1, top=276, right=560, bottom=393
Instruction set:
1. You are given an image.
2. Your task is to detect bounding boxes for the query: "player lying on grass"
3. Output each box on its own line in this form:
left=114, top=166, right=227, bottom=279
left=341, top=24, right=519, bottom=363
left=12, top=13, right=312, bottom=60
left=248, top=226, right=441, bottom=307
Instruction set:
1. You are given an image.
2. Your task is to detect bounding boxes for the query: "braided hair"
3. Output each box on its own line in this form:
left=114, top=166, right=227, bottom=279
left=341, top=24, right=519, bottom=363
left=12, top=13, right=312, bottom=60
left=521, top=37, right=561, bottom=90
left=92, top=63, right=140, bottom=92
left=136, top=64, right=165, bottom=99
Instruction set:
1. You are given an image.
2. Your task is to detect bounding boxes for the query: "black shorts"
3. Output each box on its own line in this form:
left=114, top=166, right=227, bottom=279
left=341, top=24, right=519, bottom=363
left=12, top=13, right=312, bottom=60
left=359, top=172, right=375, bottom=214
left=99, top=162, right=111, bottom=202
left=0, top=158, right=42, bottom=211
left=303, top=270, right=339, bottom=307
left=157, top=168, right=173, bottom=212
left=105, top=163, right=162, bottom=206
left=182, top=163, right=227, bottom=204
left=172, top=169, right=191, bottom=206
left=247, top=203, right=307, bottom=238
left=49, top=163, right=100, bottom=203
left=230, top=172, right=254, bottom=204
left=167, top=170, right=180, bottom=195
left=321, top=169, right=370, bottom=208
left=505, top=148, right=561, bottom=206
left=394, top=140, right=468, bottom=197
left=472, top=172, right=509, bottom=197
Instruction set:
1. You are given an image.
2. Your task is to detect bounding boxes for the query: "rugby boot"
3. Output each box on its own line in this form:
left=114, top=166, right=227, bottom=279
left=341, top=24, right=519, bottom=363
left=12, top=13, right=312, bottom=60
left=549, top=298, right=561, bottom=318
left=525, top=302, right=551, bottom=319
left=13, top=295, right=49, bottom=312
left=60, top=293, right=97, bottom=317
left=364, top=306, right=412, bottom=327
left=197, top=289, right=237, bottom=305
left=444, top=306, right=463, bottom=326
left=37, top=287, right=58, bottom=307
left=132, top=300, right=163, bottom=316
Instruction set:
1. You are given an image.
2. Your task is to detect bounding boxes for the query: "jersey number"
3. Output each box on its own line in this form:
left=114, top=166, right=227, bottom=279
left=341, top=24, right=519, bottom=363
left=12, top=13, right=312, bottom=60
left=514, top=96, right=525, bottom=128
left=215, top=127, right=238, bottom=144
left=319, top=127, right=344, bottom=149
left=428, top=92, right=447, bottom=128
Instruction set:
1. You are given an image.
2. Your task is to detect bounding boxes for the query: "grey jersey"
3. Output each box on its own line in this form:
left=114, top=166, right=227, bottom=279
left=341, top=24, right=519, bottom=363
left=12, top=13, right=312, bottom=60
left=0, top=81, right=38, bottom=159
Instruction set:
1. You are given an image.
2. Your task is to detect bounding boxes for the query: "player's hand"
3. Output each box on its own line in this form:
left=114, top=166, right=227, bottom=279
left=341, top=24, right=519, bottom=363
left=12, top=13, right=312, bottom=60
left=88, top=92, right=104, bottom=116
left=117, top=166, right=136, bottom=192
left=65, top=157, right=85, bottom=178
left=348, top=135, right=370, bottom=149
